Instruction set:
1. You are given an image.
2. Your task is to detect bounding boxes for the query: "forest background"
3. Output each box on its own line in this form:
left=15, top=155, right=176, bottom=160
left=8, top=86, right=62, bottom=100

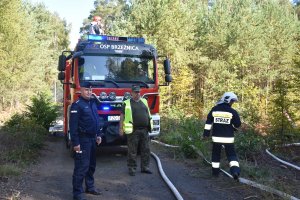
left=1, top=1, right=300, bottom=197
left=1, top=0, right=300, bottom=140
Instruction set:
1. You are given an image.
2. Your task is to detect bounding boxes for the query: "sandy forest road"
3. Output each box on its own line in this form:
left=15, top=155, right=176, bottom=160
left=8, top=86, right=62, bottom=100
left=14, top=135, right=266, bottom=200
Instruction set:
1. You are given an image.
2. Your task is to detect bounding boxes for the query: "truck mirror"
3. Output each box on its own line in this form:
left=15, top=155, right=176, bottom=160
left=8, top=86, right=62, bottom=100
left=58, top=71, right=65, bottom=81
left=58, top=55, right=66, bottom=71
left=165, top=74, right=172, bottom=83
left=163, top=58, right=171, bottom=75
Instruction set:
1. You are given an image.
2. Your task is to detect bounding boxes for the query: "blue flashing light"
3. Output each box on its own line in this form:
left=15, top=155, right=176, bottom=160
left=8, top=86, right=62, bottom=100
left=88, top=35, right=107, bottom=41
left=87, top=34, right=145, bottom=44
left=128, top=37, right=145, bottom=43
left=102, top=106, right=110, bottom=111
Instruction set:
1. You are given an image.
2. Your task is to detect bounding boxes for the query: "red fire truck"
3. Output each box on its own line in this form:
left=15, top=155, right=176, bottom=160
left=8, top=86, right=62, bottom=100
left=58, top=34, right=172, bottom=148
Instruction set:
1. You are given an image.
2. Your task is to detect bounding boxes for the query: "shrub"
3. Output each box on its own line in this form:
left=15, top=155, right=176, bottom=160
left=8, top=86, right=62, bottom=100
left=26, top=92, right=59, bottom=130
left=2, top=117, right=46, bottom=164
left=1, top=92, right=58, bottom=167
left=160, top=108, right=203, bottom=158
left=235, top=129, right=266, bottom=160
left=3, top=113, right=27, bottom=129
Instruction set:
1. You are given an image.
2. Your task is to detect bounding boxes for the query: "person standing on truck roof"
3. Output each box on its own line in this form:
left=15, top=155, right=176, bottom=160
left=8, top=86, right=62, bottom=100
left=119, top=85, right=153, bottom=176
left=202, top=92, right=241, bottom=180
left=69, top=82, right=102, bottom=200
left=89, top=15, right=104, bottom=35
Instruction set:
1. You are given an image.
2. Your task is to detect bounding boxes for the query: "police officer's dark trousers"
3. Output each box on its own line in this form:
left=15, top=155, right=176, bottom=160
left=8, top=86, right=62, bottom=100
left=127, top=128, right=150, bottom=172
left=73, top=136, right=96, bottom=198
left=211, top=142, right=240, bottom=176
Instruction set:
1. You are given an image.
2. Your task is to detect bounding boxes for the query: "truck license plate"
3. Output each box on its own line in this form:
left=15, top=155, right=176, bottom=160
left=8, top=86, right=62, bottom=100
left=108, top=116, right=120, bottom=121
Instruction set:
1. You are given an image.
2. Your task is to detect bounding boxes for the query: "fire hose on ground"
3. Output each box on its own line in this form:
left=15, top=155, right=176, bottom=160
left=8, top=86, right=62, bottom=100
left=151, top=152, right=184, bottom=200
left=151, top=139, right=300, bottom=200
left=265, top=143, right=300, bottom=171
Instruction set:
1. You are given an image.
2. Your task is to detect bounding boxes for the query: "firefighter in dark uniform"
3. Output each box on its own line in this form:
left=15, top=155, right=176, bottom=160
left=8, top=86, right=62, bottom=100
left=119, top=85, right=153, bottom=176
left=203, top=92, right=241, bottom=180
left=70, top=82, right=102, bottom=200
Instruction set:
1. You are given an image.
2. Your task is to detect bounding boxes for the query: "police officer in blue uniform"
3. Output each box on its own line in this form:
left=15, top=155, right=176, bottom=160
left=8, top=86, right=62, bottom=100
left=203, top=92, right=241, bottom=180
left=69, top=82, right=102, bottom=200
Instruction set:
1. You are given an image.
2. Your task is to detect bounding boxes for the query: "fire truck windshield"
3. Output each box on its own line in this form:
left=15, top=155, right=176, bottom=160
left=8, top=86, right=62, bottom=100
left=78, top=55, right=155, bottom=85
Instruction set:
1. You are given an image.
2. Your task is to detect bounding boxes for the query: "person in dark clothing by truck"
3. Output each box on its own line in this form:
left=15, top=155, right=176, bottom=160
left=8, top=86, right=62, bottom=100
left=119, top=85, right=153, bottom=176
left=203, top=92, right=241, bottom=180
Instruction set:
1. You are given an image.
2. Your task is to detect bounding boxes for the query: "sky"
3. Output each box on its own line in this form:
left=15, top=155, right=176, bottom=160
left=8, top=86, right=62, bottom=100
left=28, top=0, right=95, bottom=50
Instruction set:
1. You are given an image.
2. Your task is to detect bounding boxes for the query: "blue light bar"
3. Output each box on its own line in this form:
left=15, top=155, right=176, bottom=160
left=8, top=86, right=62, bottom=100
left=87, top=34, right=145, bottom=44
left=102, top=106, right=110, bottom=111
left=88, top=35, right=107, bottom=41
left=127, top=37, right=145, bottom=43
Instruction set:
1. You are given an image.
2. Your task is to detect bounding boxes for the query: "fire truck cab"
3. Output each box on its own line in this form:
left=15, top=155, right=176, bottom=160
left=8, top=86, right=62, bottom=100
left=58, top=34, right=172, bottom=148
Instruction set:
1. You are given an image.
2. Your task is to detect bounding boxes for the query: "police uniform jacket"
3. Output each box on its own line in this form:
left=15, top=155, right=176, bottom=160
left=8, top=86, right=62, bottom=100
left=70, top=96, right=100, bottom=146
left=203, top=103, right=241, bottom=143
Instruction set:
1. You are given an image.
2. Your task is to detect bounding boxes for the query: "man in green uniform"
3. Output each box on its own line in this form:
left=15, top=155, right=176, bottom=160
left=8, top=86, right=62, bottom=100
left=119, top=85, right=153, bottom=176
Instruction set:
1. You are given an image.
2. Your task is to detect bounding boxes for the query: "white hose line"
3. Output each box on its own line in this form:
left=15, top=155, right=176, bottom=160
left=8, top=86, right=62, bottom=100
left=190, top=145, right=300, bottom=200
left=238, top=178, right=300, bottom=200
left=265, top=149, right=300, bottom=171
left=151, top=152, right=184, bottom=200
left=152, top=140, right=299, bottom=200
left=189, top=145, right=233, bottom=178
left=281, top=143, right=300, bottom=147
left=151, top=140, right=180, bottom=148
left=191, top=144, right=300, bottom=200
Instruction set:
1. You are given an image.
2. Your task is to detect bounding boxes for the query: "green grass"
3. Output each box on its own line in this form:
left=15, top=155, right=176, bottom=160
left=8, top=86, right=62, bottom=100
left=0, top=164, right=22, bottom=176
left=239, top=160, right=270, bottom=181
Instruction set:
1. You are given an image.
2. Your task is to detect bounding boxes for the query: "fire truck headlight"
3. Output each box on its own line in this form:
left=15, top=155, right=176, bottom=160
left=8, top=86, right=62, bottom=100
left=153, top=120, right=160, bottom=126
left=99, top=92, right=107, bottom=101
left=123, top=92, right=131, bottom=100
left=108, top=92, right=116, bottom=101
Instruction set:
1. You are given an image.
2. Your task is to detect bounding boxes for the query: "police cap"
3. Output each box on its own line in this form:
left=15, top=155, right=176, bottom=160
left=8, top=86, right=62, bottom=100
left=80, top=82, right=91, bottom=88
left=131, top=85, right=140, bottom=92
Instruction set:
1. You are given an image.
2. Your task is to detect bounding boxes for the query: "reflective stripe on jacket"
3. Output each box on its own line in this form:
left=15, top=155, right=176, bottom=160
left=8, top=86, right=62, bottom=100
left=123, top=98, right=153, bottom=134
left=203, top=103, right=241, bottom=143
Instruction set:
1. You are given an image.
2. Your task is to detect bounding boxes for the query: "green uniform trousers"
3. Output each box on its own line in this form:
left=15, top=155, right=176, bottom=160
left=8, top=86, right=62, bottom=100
left=127, top=128, right=150, bottom=173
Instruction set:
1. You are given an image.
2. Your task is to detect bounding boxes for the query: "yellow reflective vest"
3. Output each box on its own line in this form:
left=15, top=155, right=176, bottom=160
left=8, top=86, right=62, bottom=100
left=123, top=98, right=153, bottom=134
